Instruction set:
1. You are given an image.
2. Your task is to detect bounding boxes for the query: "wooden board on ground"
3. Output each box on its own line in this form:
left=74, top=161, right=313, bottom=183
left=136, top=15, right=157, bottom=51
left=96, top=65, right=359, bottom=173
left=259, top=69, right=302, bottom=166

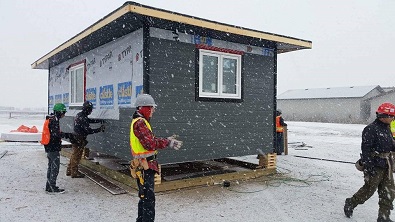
left=61, top=147, right=277, bottom=193
left=78, top=165, right=126, bottom=195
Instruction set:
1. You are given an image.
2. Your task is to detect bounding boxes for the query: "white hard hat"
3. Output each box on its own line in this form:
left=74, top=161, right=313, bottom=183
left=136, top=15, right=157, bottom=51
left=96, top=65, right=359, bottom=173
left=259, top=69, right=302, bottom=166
left=134, top=94, right=157, bottom=107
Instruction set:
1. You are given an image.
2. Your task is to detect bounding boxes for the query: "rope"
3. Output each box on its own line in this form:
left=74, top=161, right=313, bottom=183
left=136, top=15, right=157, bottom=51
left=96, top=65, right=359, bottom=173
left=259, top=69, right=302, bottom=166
left=225, top=166, right=331, bottom=194
left=293, top=155, right=354, bottom=164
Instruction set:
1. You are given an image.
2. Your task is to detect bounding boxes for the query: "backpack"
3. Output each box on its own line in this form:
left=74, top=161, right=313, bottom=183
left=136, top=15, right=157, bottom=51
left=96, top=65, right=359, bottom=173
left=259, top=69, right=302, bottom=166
left=40, top=115, right=54, bottom=145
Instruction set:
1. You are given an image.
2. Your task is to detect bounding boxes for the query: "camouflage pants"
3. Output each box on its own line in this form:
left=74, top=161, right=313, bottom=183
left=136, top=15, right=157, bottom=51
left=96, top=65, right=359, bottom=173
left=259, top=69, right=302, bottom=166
left=350, top=167, right=395, bottom=218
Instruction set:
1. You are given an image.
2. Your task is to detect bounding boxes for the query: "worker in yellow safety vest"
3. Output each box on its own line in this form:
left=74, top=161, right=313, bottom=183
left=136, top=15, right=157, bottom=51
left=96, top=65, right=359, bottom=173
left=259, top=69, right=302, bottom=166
left=275, top=109, right=287, bottom=155
left=130, top=94, right=183, bottom=222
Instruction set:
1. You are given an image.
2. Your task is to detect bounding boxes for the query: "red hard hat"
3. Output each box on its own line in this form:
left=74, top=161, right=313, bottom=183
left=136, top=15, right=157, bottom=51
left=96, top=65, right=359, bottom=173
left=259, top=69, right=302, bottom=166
left=376, top=102, right=395, bottom=116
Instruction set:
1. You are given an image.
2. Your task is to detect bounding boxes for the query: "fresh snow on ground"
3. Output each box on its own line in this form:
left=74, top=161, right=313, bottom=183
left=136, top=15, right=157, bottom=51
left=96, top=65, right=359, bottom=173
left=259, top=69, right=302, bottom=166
left=0, top=114, right=382, bottom=221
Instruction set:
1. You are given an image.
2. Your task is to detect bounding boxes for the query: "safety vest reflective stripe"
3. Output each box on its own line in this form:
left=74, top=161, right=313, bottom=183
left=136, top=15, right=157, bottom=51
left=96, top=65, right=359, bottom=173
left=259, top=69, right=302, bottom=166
left=391, top=121, right=395, bottom=138
left=130, top=117, right=157, bottom=159
left=276, top=116, right=284, bottom=133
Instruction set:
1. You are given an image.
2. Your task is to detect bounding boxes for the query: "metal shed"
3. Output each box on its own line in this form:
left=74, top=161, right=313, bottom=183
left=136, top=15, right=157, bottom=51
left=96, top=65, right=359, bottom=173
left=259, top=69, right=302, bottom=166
left=277, top=85, right=383, bottom=124
left=32, top=1, right=311, bottom=163
left=367, top=88, right=395, bottom=123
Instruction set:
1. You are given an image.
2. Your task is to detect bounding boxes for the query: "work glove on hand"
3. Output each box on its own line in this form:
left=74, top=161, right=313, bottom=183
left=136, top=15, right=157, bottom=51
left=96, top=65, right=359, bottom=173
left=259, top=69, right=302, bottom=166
left=168, top=136, right=183, bottom=150
left=61, top=132, right=71, bottom=139
left=360, top=154, right=376, bottom=176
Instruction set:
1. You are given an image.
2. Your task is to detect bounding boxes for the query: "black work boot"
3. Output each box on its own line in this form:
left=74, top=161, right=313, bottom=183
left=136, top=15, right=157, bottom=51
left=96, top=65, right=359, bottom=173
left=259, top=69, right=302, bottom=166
left=71, top=172, right=85, bottom=178
left=66, top=166, right=71, bottom=176
left=344, top=198, right=354, bottom=218
left=377, top=217, right=394, bottom=222
left=45, top=186, right=65, bottom=194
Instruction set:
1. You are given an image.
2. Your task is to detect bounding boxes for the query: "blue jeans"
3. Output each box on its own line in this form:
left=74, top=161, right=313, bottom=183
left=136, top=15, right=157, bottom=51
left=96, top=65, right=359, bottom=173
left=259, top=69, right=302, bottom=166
left=46, top=151, right=60, bottom=190
left=276, top=132, right=284, bottom=154
left=136, top=169, right=156, bottom=222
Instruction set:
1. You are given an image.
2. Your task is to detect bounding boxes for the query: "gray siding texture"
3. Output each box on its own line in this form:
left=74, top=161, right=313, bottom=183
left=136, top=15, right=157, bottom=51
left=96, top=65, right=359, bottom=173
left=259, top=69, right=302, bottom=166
left=60, top=37, right=276, bottom=164
left=148, top=38, right=275, bottom=164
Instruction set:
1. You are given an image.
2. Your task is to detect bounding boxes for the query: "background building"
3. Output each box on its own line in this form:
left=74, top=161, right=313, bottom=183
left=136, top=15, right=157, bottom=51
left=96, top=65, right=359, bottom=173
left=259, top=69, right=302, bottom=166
left=277, top=85, right=386, bottom=124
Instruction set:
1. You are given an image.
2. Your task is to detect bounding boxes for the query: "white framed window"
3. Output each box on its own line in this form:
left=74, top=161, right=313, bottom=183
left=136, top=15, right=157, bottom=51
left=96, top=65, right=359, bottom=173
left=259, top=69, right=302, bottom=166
left=69, top=62, right=85, bottom=106
left=199, top=49, right=241, bottom=99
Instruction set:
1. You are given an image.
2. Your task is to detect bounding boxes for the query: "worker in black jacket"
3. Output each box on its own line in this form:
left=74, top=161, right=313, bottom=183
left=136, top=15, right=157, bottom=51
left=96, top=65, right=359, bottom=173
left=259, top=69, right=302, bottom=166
left=66, top=101, right=105, bottom=178
left=344, top=103, right=395, bottom=222
left=43, top=103, right=70, bottom=194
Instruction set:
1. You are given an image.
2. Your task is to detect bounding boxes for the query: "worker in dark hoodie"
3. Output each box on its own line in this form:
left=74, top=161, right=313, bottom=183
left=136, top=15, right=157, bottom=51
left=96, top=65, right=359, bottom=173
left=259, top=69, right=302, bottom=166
left=42, top=103, right=70, bottom=194
left=66, top=101, right=105, bottom=178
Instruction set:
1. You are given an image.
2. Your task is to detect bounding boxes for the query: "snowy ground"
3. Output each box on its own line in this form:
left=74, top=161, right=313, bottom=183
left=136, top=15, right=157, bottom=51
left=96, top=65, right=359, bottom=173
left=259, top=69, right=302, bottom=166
left=0, top=114, right=382, bottom=222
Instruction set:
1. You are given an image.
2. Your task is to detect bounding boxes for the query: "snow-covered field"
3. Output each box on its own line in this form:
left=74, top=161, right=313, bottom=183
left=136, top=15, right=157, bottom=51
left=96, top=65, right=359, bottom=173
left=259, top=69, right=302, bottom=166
left=0, top=115, right=381, bottom=222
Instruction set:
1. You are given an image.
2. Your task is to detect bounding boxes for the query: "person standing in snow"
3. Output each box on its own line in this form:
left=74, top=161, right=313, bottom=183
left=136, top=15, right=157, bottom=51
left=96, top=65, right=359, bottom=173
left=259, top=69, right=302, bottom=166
left=275, top=109, right=287, bottom=155
left=344, top=102, right=395, bottom=222
left=42, top=103, right=70, bottom=194
left=66, top=101, right=105, bottom=178
left=130, top=94, right=182, bottom=222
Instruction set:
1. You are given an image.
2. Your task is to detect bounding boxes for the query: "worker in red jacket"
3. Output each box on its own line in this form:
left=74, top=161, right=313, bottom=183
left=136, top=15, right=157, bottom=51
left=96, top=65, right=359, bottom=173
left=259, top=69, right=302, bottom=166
left=130, top=94, right=182, bottom=222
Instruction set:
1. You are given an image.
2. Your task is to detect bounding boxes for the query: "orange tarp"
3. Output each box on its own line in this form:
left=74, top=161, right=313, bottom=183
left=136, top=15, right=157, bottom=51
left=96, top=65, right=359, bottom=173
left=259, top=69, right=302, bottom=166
left=11, top=125, right=39, bottom=133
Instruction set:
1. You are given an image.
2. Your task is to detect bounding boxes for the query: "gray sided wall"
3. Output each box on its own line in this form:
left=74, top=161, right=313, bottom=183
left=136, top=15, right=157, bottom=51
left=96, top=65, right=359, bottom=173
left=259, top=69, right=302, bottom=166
left=147, top=38, right=275, bottom=164
left=60, top=111, right=133, bottom=160
left=278, top=98, right=363, bottom=123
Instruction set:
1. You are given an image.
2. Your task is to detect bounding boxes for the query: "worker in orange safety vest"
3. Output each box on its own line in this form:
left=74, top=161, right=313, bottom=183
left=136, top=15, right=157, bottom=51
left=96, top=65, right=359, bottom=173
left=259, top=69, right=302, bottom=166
left=275, top=109, right=287, bottom=155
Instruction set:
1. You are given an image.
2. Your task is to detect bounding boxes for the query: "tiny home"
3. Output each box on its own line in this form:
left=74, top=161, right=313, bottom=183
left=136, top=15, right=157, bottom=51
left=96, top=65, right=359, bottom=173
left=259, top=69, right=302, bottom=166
left=32, top=2, right=311, bottom=163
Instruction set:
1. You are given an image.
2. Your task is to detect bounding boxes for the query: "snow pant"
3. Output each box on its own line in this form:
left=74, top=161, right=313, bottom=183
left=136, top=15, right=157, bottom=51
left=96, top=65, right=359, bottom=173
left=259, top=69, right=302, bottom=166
left=46, top=151, right=60, bottom=190
left=275, top=132, right=284, bottom=154
left=66, top=136, right=87, bottom=177
left=83, top=148, right=90, bottom=159
left=349, top=167, right=395, bottom=219
left=136, top=169, right=156, bottom=222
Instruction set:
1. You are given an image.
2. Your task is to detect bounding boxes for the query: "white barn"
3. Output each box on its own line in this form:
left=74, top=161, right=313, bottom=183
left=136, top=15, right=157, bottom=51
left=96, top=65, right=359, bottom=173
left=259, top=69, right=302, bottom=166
left=277, top=85, right=384, bottom=124
left=367, top=88, right=395, bottom=123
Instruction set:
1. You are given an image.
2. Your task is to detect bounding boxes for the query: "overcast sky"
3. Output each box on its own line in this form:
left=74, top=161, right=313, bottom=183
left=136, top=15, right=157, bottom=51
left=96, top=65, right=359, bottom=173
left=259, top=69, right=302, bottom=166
left=0, top=0, right=394, bottom=108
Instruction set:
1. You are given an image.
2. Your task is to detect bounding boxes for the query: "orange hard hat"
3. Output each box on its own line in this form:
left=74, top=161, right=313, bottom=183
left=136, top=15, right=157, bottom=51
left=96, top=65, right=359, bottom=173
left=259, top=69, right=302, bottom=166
left=376, top=102, right=395, bottom=116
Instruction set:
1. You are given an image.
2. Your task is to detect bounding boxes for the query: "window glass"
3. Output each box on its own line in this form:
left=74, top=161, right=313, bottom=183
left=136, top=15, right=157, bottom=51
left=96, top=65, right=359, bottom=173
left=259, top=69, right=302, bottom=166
left=70, top=70, right=75, bottom=103
left=69, top=63, right=85, bottom=106
left=222, top=58, right=237, bottom=94
left=75, top=68, right=84, bottom=103
left=202, top=55, right=218, bottom=93
left=199, top=49, right=241, bottom=100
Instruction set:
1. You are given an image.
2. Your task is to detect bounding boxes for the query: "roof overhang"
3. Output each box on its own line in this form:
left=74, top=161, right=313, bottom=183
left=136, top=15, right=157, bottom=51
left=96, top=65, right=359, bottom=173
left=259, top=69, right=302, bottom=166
left=32, top=1, right=312, bottom=70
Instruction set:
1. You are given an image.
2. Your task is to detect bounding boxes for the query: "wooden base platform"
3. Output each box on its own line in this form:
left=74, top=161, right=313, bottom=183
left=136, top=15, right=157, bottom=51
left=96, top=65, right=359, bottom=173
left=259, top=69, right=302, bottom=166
left=61, top=147, right=276, bottom=193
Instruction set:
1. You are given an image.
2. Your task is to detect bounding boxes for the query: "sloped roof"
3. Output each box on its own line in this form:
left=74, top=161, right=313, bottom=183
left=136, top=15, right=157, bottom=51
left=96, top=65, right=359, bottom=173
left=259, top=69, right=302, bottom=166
left=278, top=85, right=383, bottom=100
left=32, top=1, right=312, bottom=70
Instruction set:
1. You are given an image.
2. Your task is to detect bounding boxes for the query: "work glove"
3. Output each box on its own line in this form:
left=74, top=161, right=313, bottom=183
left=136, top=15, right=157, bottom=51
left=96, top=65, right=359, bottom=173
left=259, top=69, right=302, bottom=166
left=66, top=133, right=75, bottom=143
left=61, top=133, right=69, bottom=139
left=168, top=135, right=183, bottom=150
left=360, top=154, right=376, bottom=176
